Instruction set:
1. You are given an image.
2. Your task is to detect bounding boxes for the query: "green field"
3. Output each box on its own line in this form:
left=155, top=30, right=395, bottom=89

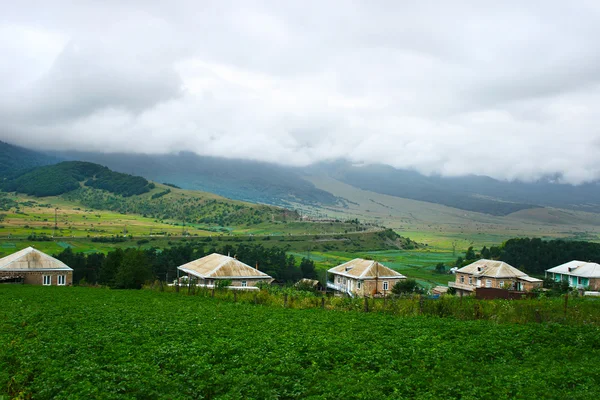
left=1, top=286, right=599, bottom=399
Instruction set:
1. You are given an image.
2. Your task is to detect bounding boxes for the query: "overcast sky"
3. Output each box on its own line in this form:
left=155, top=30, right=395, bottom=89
left=1, top=1, right=600, bottom=184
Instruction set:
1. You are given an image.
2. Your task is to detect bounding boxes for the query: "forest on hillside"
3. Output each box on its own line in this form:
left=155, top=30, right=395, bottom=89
left=1, top=161, right=153, bottom=197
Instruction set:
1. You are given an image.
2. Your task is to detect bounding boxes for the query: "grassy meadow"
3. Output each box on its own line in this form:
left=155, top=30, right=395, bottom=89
left=2, top=286, right=600, bottom=399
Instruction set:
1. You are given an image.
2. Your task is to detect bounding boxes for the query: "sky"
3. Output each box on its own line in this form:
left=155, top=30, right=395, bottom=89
left=1, top=0, right=600, bottom=184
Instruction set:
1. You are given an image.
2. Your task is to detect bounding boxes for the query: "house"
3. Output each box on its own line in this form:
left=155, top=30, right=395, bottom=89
left=295, top=278, right=324, bottom=291
left=176, top=253, right=273, bottom=290
left=327, top=258, right=406, bottom=297
left=545, top=261, right=600, bottom=290
left=0, top=247, right=73, bottom=286
left=431, top=286, right=449, bottom=296
left=448, top=259, right=542, bottom=296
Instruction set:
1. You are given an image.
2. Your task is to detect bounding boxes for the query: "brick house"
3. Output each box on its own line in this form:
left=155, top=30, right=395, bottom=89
left=177, top=253, right=273, bottom=290
left=327, top=258, right=406, bottom=297
left=448, top=259, right=542, bottom=296
left=546, top=261, right=600, bottom=290
left=0, top=247, right=73, bottom=286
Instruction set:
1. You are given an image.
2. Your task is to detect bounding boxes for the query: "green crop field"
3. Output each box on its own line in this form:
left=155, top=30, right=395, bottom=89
left=1, top=286, right=599, bottom=399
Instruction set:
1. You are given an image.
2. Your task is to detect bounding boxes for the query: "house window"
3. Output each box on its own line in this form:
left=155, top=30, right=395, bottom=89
left=343, top=278, right=347, bottom=285
left=241, top=280, right=247, bottom=287
left=43, top=275, right=52, bottom=286
left=460, top=275, right=464, bottom=283
left=499, top=281, right=504, bottom=288
left=57, top=275, right=66, bottom=286
left=468, top=277, right=472, bottom=285
left=357, top=281, right=362, bottom=289
left=383, top=281, right=389, bottom=291
left=486, top=279, right=492, bottom=288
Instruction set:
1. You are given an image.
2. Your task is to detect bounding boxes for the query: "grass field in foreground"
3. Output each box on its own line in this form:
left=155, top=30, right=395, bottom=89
left=1, top=286, right=599, bottom=399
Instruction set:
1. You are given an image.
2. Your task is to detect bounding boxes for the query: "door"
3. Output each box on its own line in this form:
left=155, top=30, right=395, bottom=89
left=476, top=279, right=481, bottom=287
left=348, top=280, right=353, bottom=294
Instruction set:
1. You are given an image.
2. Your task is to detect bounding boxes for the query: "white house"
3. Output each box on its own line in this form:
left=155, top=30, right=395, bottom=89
left=546, top=261, right=600, bottom=290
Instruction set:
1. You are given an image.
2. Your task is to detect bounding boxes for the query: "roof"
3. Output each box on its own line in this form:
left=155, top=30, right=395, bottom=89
left=432, top=286, right=449, bottom=294
left=546, top=261, right=600, bottom=278
left=457, top=259, right=527, bottom=279
left=328, top=258, right=406, bottom=279
left=296, top=278, right=321, bottom=287
left=518, top=275, right=543, bottom=283
left=177, top=253, right=273, bottom=280
left=0, top=247, right=72, bottom=271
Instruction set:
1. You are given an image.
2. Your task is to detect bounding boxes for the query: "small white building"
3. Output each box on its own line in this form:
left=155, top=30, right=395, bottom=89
left=546, top=261, right=600, bottom=290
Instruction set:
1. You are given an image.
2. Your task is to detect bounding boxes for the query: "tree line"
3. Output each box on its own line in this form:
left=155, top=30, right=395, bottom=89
left=55, top=243, right=317, bottom=289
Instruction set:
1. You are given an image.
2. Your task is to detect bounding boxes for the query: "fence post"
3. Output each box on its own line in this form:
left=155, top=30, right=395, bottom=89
left=364, top=296, right=369, bottom=313
left=321, top=297, right=325, bottom=309
left=254, top=293, right=258, bottom=305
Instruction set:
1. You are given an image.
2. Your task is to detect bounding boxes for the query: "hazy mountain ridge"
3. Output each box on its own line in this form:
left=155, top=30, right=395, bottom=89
left=50, top=150, right=340, bottom=207
left=3, top=141, right=600, bottom=216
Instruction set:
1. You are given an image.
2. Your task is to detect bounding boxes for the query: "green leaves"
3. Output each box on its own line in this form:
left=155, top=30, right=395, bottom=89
left=1, top=287, right=600, bottom=399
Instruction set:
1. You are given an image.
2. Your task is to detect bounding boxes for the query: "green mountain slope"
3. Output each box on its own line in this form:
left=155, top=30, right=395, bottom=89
left=1, top=161, right=153, bottom=197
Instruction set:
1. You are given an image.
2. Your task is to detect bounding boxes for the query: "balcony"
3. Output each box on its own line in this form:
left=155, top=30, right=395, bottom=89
left=327, top=282, right=355, bottom=297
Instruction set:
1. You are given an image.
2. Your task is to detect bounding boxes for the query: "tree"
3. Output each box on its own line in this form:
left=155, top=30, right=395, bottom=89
left=300, top=257, right=317, bottom=279
left=114, top=249, right=153, bottom=289
left=434, top=263, right=446, bottom=274
left=465, top=246, right=476, bottom=261
left=391, top=279, right=424, bottom=295
left=99, top=248, right=124, bottom=287
left=480, top=246, right=491, bottom=259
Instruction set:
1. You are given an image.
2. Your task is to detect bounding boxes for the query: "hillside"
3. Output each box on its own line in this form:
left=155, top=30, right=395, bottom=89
left=50, top=148, right=600, bottom=216
left=0, top=140, right=59, bottom=175
left=1, top=161, right=153, bottom=197
left=51, top=150, right=340, bottom=207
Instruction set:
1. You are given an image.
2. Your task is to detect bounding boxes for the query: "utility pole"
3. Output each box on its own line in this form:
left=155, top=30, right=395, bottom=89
left=54, top=208, right=58, bottom=238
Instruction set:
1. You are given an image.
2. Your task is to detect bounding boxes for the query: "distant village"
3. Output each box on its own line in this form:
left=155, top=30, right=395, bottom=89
left=1, top=247, right=599, bottom=298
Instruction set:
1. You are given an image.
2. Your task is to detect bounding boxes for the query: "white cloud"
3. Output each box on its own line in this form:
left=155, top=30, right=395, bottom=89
left=1, top=0, right=600, bottom=183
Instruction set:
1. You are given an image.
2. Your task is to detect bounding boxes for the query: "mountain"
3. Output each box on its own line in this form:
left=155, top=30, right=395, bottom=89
left=0, top=140, right=60, bottom=175
left=50, top=149, right=600, bottom=216
left=50, top=150, right=339, bottom=207
left=321, top=162, right=600, bottom=215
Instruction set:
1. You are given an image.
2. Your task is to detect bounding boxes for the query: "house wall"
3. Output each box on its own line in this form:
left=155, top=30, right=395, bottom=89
left=455, top=273, right=541, bottom=291
left=227, top=278, right=271, bottom=288
left=0, top=271, right=73, bottom=286
left=551, top=273, right=599, bottom=290
left=331, top=274, right=404, bottom=296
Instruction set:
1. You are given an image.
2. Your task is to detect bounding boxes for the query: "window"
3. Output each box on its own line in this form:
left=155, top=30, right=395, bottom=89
left=460, top=275, right=464, bottom=283
left=337, top=276, right=340, bottom=283
left=383, top=281, right=389, bottom=291
left=343, top=278, right=347, bottom=285
left=486, top=279, right=492, bottom=288
left=499, top=281, right=504, bottom=288
left=357, top=281, right=362, bottom=289
left=57, top=275, right=66, bottom=286
left=468, top=277, right=472, bottom=285
left=241, top=280, right=247, bottom=287
left=43, top=275, right=51, bottom=286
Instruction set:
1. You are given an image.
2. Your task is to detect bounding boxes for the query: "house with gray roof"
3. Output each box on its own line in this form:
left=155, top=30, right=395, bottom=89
left=546, top=261, right=600, bottom=290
